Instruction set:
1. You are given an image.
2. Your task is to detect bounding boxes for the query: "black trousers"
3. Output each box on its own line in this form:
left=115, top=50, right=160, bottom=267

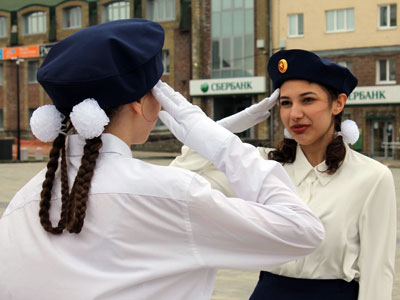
left=249, top=271, right=359, bottom=300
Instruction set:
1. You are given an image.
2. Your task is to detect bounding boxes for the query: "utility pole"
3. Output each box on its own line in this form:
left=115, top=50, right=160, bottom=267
left=13, top=57, right=24, bottom=161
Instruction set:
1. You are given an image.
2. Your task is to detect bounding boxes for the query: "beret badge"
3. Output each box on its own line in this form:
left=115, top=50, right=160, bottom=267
left=278, top=59, right=288, bottom=73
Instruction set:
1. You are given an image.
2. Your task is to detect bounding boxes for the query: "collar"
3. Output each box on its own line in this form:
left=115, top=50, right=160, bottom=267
left=293, top=144, right=341, bottom=187
left=67, top=133, right=133, bottom=158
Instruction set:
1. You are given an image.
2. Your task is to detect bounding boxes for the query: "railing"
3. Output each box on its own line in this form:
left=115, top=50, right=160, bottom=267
left=381, top=142, right=400, bottom=159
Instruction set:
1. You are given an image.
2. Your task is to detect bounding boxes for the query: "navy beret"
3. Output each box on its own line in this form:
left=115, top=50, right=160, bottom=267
left=268, top=49, right=357, bottom=96
left=37, top=19, right=164, bottom=110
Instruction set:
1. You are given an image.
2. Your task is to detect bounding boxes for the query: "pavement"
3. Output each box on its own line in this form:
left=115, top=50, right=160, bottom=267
left=0, top=152, right=399, bottom=300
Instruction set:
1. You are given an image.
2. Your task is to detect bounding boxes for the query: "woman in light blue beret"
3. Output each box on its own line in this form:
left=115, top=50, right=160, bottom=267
left=0, top=22, right=325, bottom=300
left=171, top=49, right=397, bottom=300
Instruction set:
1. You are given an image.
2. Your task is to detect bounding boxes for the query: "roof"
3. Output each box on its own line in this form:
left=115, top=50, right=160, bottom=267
left=0, top=0, right=96, bottom=12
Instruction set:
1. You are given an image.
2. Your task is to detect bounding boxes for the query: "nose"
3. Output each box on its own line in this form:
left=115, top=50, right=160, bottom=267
left=290, top=103, right=303, bottom=120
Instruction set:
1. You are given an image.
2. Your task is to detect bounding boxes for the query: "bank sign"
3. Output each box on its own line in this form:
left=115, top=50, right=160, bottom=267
left=347, top=85, right=400, bottom=105
left=190, top=77, right=266, bottom=96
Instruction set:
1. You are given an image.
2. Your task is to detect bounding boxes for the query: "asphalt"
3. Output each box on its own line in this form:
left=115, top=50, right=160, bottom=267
left=1, top=153, right=399, bottom=300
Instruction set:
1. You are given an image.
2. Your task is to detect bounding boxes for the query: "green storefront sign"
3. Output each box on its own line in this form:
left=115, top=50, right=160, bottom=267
left=349, top=90, right=386, bottom=101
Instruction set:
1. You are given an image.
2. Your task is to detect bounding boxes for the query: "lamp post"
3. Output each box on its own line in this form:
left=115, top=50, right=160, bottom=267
left=13, top=57, right=24, bottom=161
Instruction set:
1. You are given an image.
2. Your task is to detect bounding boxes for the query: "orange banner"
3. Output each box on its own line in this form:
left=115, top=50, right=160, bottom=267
left=2, top=45, right=40, bottom=59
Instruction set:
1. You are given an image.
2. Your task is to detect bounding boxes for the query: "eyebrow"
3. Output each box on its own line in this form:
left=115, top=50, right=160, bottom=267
left=279, top=91, right=318, bottom=100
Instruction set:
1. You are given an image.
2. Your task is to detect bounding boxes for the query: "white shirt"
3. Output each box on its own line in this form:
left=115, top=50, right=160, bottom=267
left=0, top=134, right=324, bottom=300
left=171, top=144, right=397, bottom=300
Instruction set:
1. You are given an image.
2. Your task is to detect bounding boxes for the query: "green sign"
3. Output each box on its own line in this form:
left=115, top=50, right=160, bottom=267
left=349, top=90, right=386, bottom=101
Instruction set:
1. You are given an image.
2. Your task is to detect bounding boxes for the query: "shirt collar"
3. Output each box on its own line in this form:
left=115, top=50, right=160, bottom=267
left=293, top=144, right=338, bottom=187
left=67, top=133, right=133, bottom=158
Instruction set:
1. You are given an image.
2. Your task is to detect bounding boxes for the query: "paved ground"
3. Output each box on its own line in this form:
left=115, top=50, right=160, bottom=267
left=0, top=152, right=399, bottom=299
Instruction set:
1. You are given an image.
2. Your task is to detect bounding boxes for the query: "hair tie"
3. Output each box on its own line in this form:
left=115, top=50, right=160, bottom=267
left=284, top=128, right=293, bottom=139
left=69, top=98, right=110, bottom=140
left=339, top=119, right=359, bottom=145
left=30, top=105, right=65, bottom=142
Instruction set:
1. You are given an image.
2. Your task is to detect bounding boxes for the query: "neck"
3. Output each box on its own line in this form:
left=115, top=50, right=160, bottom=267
left=300, top=126, right=335, bottom=167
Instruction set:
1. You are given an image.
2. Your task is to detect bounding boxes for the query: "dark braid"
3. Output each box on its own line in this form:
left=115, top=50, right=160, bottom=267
left=268, top=84, right=346, bottom=175
left=39, top=106, right=119, bottom=235
left=39, top=132, right=67, bottom=234
left=66, top=137, right=103, bottom=233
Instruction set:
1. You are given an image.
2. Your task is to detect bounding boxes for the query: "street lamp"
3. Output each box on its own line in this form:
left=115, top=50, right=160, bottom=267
left=12, top=57, right=24, bottom=161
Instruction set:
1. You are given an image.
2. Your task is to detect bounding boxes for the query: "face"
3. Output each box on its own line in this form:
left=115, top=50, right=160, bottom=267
left=279, top=80, right=344, bottom=151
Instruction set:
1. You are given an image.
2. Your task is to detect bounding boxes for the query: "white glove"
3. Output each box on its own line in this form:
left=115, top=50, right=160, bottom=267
left=217, top=88, right=280, bottom=133
left=152, top=81, right=233, bottom=162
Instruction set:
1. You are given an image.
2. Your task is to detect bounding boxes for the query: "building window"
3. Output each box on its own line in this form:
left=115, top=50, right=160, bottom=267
left=326, top=8, right=354, bottom=32
left=379, top=4, right=397, bottom=29
left=0, top=16, right=7, bottom=38
left=0, top=64, right=3, bottom=85
left=102, top=1, right=130, bottom=23
left=28, top=61, right=39, bottom=83
left=63, top=6, right=82, bottom=29
left=337, top=61, right=353, bottom=73
left=211, top=0, right=254, bottom=78
left=146, top=0, right=176, bottom=22
left=162, top=50, right=170, bottom=74
left=0, top=109, right=3, bottom=130
left=377, top=59, right=396, bottom=84
left=288, top=13, right=303, bottom=37
left=22, top=11, right=46, bottom=35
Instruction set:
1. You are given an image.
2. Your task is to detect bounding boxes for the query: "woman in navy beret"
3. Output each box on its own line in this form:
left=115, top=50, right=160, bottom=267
left=0, top=23, right=325, bottom=300
left=171, top=49, right=396, bottom=300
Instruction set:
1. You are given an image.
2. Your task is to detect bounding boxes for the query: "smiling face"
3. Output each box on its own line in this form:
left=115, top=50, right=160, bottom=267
left=279, top=80, right=346, bottom=153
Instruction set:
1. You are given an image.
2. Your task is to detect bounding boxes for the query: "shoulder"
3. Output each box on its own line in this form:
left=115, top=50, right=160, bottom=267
left=342, top=148, right=393, bottom=184
left=256, top=146, right=274, bottom=160
left=93, top=156, right=198, bottom=201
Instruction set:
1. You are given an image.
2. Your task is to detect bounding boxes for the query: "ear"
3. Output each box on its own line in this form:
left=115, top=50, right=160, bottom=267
left=333, top=93, right=347, bottom=115
left=130, top=100, right=143, bottom=116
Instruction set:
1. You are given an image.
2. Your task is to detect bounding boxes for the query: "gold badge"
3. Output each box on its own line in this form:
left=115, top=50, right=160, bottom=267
left=278, top=59, right=288, bottom=73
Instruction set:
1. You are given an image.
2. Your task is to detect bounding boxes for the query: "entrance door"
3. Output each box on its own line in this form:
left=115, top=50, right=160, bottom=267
left=213, top=95, right=252, bottom=138
left=370, top=120, right=394, bottom=158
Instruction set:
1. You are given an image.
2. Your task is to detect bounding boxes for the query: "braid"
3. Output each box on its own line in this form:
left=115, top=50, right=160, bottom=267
left=66, top=137, right=102, bottom=233
left=39, top=133, right=67, bottom=234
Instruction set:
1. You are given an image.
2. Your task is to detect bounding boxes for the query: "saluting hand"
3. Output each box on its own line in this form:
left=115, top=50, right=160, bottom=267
left=217, top=88, right=280, bottom=133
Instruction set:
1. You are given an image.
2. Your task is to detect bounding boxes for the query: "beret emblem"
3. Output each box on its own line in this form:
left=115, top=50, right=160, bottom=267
left=278, top=59, right=288, bottom=73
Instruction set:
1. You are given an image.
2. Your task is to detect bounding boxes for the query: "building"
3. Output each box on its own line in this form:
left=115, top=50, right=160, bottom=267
left=1, top=0, right=399, bottom=158
left=271, top=0, right=400, bottom=158
left=0, top=0, right=191, bottom=152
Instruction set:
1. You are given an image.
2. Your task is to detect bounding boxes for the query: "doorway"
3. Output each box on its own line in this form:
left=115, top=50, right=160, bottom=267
left=370, top=119, right=394, bottom=158
left=213, top=95, right=252, bottom=138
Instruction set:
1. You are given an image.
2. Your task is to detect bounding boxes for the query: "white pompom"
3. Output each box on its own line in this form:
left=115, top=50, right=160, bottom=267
left=30, top=105, right=64, bottom=142
left=284, top=128, right=293, bottom=139
left=70, top=98, right=110, bottom=139
left=340, top=119, right=359, bottom=145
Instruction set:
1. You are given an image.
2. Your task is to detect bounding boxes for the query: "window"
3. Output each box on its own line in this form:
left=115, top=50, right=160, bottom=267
left=28, top=61, right=39, bottom=83
left=0, top=109, right=3, bottom=130
left=63, top=6, right=82, bottom=29
left=379, top=4, right=397, bottom=28
left=146, top=0, right=176, bottom=22
left=0, top=64, right=3, bottom=85
left=162, top=50, right=170, bottom=74
left=288, top=13, right=303, bottom=37
left=0, top=16, right=7, bottom=38
left=22, top=11, right=46, bottom=35
left=326, top=8, right=354, bottom=32
left=337, top=61, right=353, bottom=73
left=211, top=0, right=254, bottom=78
left=102, top=1, right=130, bottom=23
left=377, top=59, right=396, bottom=84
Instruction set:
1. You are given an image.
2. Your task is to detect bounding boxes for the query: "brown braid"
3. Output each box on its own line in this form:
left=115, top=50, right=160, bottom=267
left=39, top=133, right=68, bottom=234
left=66, top=137, right=103, bottom=233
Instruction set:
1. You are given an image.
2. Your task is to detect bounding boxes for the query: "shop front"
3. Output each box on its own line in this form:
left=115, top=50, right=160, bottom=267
left=189, top=76, right=267, bottom=139
left=347, top=85, right=400, bottom=159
